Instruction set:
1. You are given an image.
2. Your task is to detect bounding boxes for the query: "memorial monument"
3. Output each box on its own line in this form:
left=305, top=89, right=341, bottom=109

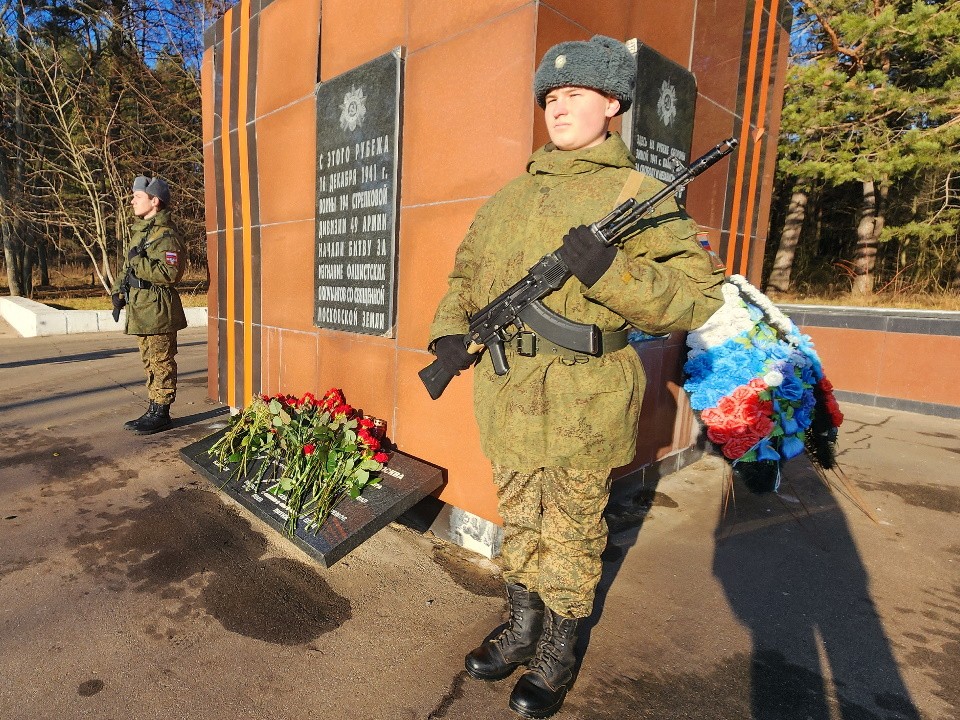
left=201, top=0, right=792, bottom=554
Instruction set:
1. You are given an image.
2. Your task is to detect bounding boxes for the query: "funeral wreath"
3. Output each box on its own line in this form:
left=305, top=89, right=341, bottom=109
left=683, top=275, right=844, bottom=493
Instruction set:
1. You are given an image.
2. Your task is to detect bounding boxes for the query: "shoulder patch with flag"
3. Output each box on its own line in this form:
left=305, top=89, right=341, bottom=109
left=164, top=251, right=179, bottom=266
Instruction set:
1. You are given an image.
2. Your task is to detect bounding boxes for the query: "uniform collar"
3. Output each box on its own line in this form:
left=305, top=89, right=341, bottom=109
left=526, top=132, right=637, bottom=177
left=132, top=208, right=170, bottom=232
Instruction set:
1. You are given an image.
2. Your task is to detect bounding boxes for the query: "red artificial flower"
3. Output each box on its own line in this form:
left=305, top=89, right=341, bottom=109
left=818, top=376, right=834, bottom=393
left=333, top=403, right=353, bottom=417
left=824, top=394, right=844, bottom=427
left=303, top=444, right=316, bottom=455
left=748, top=377, right=768, bottom=392
left=707, top=426, right=733, bottom=445
left=359, top=418, right=375, bottom=429
left=373, top=451, right=389, bottom=464
left=701, top=406, right=741, bottom=432
left=723, top=433, right=762, bottom=460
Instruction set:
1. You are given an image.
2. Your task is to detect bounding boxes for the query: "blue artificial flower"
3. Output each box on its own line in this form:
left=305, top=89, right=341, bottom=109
left=746, top=303, right=764, bottom=322
left=777, top=371, right=806, bottom=402
left=794, top=401, right=813, bottom=431
left=782, top=414, right=799, bottom=436
left=756, top=438, right=781, bottom=462
left=781, top=434, right=805, bottom=459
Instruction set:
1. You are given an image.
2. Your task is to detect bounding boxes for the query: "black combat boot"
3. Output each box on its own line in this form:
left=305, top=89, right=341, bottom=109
left=508, top=609, right=580, bottom=719
left=465, top=583, right=545, bottom=681
left=133, top=402, right=172, bottom=435
left=124, top=401, right=157, bottom=431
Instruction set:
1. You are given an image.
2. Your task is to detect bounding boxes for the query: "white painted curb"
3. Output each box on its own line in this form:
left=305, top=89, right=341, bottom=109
left=0, top=296, right=207, bottom=338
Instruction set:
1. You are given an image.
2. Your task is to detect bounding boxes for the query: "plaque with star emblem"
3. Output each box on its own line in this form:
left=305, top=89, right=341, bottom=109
left=623, top=42, right=698, bottom=194
left=314, top=48, right=404, bottom=336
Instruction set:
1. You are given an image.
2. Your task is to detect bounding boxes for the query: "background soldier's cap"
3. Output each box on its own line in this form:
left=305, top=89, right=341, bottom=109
left=534, top=35, right=635, bottom=115
left=132, top=175, right=171, bottom=205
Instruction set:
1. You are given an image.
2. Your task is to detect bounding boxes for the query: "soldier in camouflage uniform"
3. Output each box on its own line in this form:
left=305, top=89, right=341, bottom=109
left=428, top=36, right=725, bottom=718
left=112, top=175, right=187, bottom=435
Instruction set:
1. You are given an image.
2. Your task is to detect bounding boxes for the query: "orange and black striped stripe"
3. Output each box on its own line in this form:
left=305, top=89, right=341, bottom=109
left=208, top=0, right=266, bottom=408
left=718, top=0, right=790, bottom=279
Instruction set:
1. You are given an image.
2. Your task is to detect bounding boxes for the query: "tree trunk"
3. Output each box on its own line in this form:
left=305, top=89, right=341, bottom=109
left=20, top=244, right=35, bottom=298
left=38, top=240, right=49, bottom=286
left=766, top=183, right=809, bottom=295
left=2, top=225, right=24, bottom=297
left=851, top=179, right=882, bottom=295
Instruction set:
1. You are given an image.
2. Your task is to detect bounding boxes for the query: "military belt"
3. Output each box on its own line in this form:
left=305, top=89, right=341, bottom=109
left=128, top=275, right=152, bottom=290
left=505, top=328, right=629, bottom=363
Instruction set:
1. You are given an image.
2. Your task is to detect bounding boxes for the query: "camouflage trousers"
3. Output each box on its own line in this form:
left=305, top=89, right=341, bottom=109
left=492, top=464, right=612, bottom=619
left=137, top=332, right=178, bottom=405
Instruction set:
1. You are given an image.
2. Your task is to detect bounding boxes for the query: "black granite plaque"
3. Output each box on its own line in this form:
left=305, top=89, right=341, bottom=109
left=626, top=42, right=698, bottom=190
left=180, top=430, right=443, bottom=567
left=314, top=48, right=404, bottom=336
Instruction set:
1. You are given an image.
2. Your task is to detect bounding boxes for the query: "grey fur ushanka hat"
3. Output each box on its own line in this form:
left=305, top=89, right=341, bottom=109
left=534, top=35, right=635, bottom=115
left=132, top=175, right=171, bottom=205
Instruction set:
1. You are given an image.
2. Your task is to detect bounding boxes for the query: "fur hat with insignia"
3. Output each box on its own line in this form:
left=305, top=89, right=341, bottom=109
left=132, top=175, right=171, bottom=205
left=534, top=35, right=635, bottom=115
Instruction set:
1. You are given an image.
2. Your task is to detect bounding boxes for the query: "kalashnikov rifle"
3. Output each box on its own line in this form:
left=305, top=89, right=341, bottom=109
left=418, top=137, right=738, bottom=400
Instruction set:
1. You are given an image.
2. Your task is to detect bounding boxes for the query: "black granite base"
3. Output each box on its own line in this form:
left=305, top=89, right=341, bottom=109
left=180, top=430, right=444, bottom=567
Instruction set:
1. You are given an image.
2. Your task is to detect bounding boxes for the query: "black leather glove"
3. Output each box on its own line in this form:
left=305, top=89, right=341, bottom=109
left=433, top=334, right=476, bottom=375
left=556, top=225, right=618, bottom=288
left=111, top=293, right=126, bottom=322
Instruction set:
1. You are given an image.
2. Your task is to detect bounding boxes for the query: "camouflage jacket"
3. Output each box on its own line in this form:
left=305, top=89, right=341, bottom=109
left=112, top=209, right=188, bottom=336
left=429, top=134, right=725, bottom=471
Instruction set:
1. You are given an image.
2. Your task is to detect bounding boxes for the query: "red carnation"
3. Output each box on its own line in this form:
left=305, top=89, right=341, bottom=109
left=748, top=377, right=768, bottom=392
left=373, top=451, right=389, bottom=464
left=701, top=406, right=742, bottom=432
left=707, top=426, right=733, bottom=445
left=723, top=433, right=761, bottom=460
left=303, top=444, right=316, bottom=455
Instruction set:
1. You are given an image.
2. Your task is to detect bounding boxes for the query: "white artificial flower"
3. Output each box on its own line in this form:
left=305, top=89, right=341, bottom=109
left=763, top=370, right=784, bottom=387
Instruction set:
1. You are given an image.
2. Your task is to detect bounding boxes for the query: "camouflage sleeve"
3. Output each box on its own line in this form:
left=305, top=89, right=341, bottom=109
left=427, top=215, right=484, bottom=350
left=131, top=230, right=185, bottom=286
left=111, top=259, right=129, bottom=294
left=584, top=196, right=725, bottom=334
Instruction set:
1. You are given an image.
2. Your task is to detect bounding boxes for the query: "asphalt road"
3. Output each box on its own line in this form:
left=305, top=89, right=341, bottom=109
left=1, top=321, right=957, bottom=719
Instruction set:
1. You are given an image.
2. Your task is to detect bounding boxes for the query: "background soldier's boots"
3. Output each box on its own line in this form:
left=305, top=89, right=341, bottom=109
left=465, top=583, right=545, bottom=681
left=124, top=401, right=156, bottom=431
left=133, top=403, right=172, bottom=435
left=508, top=610, right=580, bottom=719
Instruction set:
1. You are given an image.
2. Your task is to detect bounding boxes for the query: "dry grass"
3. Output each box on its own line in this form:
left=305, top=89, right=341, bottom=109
left=1, top=262, right=209, bottom=310
left=768, top=290, right=960, bottom=312
left=44, top=293, right=208, bottom=310
left=5, top=262, right=958, bottom=313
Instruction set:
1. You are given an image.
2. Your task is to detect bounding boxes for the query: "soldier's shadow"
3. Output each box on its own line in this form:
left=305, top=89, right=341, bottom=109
left=711, top=459, right=921, bottom=719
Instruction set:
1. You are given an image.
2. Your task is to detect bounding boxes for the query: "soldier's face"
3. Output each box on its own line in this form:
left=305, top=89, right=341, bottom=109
left=544, top=86, right=620, bottom=151
left=131, top=190, right=159, bottom=219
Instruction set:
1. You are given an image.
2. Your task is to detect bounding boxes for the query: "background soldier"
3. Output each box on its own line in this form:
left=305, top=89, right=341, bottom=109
left=428, top=36, right=725, bottom=718
left=112, top=175, right=187, bottom=435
